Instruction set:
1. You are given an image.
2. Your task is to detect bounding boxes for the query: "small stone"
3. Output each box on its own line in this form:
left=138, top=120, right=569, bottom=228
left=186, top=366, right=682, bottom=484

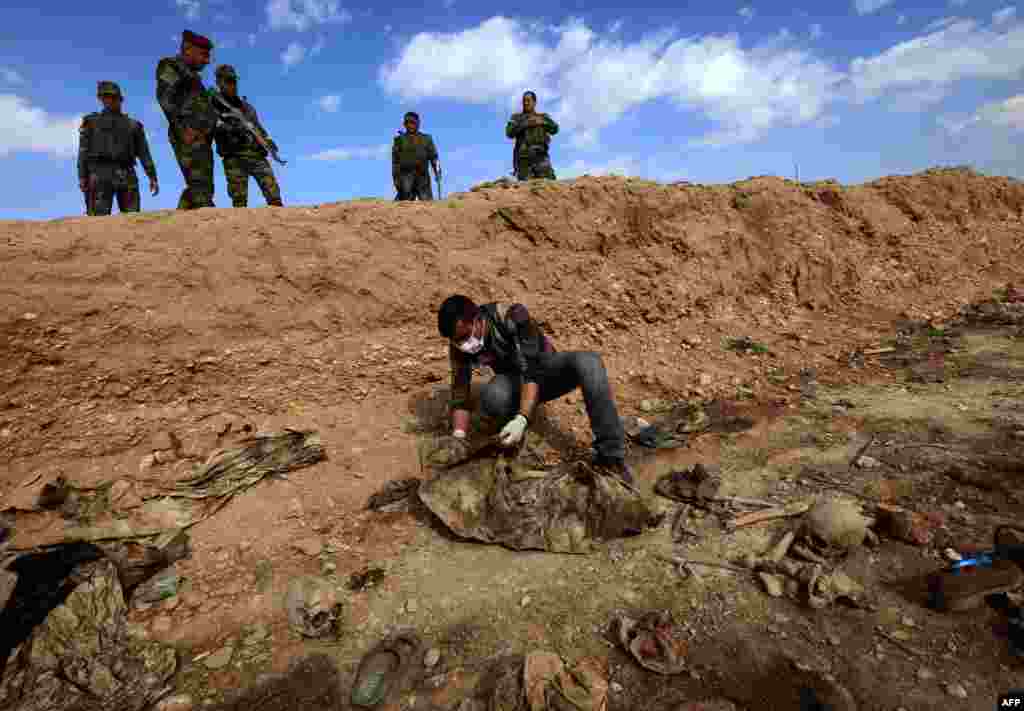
left=405, top=598, right=418, bottom=613
left=856, top=455, right=881, bottom=469
left=917, top=667, right=935, bottom=681
left=520, top=595, right=532, bottom=607
left=204, top=645, right=234, bottom=670
left=827, top=634, right=841, bottom=646
left=610, top=682, right=624, bottom=694
left=699, top=373, right=713, bottom=386
left=292, top=537, right=322, bottom=557
left=945, top=683, right=967, bottom=699
left=424, top=648, right=441, bottom=669
left=901, top=616, right=917, bottom=628
left=139, top=454, right=158, bottom=471
left=943, top=548, right=962, bottom=562
left=155, top=694, right=194, bottom=711
left=22, top=312, right=38, bottom=321
left=890, top=629, right=912, bottom=642
left=953, top=501, right=966, bottom=510
left=758, top=572, right=785, bottom=598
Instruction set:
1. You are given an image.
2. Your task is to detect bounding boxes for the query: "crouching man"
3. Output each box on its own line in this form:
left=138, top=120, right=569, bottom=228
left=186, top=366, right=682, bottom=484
left=436, top=294, right=633, bottom=484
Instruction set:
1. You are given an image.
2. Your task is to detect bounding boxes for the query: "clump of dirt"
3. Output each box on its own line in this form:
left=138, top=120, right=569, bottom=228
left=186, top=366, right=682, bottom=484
left=2, top=168, right=1024, bottom=709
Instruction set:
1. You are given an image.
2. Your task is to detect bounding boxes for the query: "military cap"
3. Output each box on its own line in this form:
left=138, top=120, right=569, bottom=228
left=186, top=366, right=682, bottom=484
left=182, top=30, right=213, bottom=49
left=404, top=111, right=420, bottom=121
left=96, top=81, right=122, bottom=97
left=215, top=65, right=238, bottom=80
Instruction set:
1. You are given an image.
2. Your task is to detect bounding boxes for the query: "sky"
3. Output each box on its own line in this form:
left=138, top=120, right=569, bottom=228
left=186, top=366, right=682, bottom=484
left=1, top=0, right=1022, bottom=220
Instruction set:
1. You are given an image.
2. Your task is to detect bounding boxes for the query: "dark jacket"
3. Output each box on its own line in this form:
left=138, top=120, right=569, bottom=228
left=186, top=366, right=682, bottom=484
left=448, top=302, right=555, bottom=411
left=213, top=94, right=271, bottom=157
left=155, top=55, right=218, bottom=138
left=77, top=109, right=157, bottom=181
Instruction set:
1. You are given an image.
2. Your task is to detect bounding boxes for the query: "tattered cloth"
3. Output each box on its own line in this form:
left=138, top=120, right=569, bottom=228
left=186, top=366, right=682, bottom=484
left=1, top=430, right=325, bottom=551
left=416, top=435, right=656, bottom=554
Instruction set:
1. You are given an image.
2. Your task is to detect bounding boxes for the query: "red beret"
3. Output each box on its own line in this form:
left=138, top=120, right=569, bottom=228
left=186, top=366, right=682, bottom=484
left=182, top=30, right=213, bottom=49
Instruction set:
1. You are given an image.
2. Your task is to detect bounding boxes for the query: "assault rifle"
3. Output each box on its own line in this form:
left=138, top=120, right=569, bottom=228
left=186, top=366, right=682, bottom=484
left=208, top=91, right=287, bottom=165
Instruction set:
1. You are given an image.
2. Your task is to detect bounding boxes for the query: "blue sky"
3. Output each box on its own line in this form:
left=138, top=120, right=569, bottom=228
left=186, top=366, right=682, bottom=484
left=1, top=0, right=1022, bottom=220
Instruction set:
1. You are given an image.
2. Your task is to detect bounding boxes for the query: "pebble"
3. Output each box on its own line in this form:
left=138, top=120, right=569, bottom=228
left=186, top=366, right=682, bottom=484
left=827, top=634, right=841, bottom=646
left=699, top=373, right=713, bottom=386
left=424, top=648, right=441, bottom=669
left=204, top=646, right=235, bottom=670
left=520, top=595, right=532, bottom=607
left=901, top=616, right=917, bottom=628
left=610, top=681, right=624, bottom=694
left=322, top=562, right=337, bottom=575
left=405, top=598, right=419, bottom=614
left=943, top=548, right=962, bottom=562
left=917, top=668, right=935, bottom=681
left=856, top=455, right=881, bottom=469
left=945, top=683, right=968, bottom=699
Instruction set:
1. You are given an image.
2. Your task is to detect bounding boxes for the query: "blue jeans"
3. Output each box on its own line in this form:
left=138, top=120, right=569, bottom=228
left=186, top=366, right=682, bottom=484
left=478, top=351, right=625, bottom=460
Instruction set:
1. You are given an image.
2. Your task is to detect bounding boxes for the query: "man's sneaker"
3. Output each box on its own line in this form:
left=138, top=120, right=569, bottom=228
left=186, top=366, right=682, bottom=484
left=592, top=456, right=635, bottom=486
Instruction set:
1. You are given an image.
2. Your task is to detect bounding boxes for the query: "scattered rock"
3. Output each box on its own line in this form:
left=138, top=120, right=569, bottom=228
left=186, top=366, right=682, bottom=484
left=827, top=634, right=841, bottom=646
left=424, top=648, right=441, bottom=669
left=292, top=537, right=322, bottom=557
left=758, top=572, right=785, bottom=598
left=901, top=616, right=917, bottom=628
left=855, top=455, right=881, bottom=469
left=943, top=548, right=962, bottom=562
left=699, top=373, right=713, bottom=387
left=406, top=598, right=419, bottom=613
left=917, top=667, right=935, bottom=681
left=945, top=682, right=968, bottom=699
left=521, top=595, right=532, bottom=607
left=135, top=567, right=180, bottom=603
left=204, top=645, right=235, bottom=670
left=610, top=681, right=624, bottom=694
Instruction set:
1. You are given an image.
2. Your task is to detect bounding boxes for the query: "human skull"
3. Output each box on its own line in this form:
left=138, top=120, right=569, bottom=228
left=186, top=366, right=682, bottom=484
left=802, top=497, right=868, bottom=553
left=285, top=576, right=343, bottom=638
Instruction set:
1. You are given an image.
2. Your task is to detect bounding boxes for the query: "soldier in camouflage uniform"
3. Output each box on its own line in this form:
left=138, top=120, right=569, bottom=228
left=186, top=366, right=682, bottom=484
left=392, top=112, right=441, bottom=201
left=156, top=30, right=218, bottom=210
left=77, top=81, right=159, bottom=215
left=506, top=91, right=559, bottom=181
left=212, top=65, right=283, bottom=207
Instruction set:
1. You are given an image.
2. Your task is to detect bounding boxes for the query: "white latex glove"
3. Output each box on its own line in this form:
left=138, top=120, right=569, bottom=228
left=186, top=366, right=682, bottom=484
left=499, top=414, right=528, bottom=447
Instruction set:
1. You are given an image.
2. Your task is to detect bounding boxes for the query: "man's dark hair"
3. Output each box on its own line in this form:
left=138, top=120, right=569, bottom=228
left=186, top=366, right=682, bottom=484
left=523, top=91, right=537, bottom=101
left=437, top=295, right=478, bottom=338
left=404, top=111, right=420, bottom=121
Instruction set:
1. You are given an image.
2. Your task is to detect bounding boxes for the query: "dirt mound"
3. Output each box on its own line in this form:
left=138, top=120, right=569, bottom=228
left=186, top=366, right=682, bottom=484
left=2, top=168, right=1024, bottom=707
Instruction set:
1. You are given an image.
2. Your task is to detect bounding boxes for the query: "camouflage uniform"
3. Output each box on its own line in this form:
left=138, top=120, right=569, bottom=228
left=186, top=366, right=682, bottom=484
left=78, top=82, right=157, bottom=215
left=156, top=35, right=218, bottom=210
left=506, top=112, right=559, bottom=181
left=212, top=65, right=282, bottom=207
left=392, top=131, right=438, bottom=201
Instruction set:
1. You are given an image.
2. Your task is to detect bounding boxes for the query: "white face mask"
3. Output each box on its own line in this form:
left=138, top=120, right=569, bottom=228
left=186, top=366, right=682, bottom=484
left=458, top=335, right=484, bottom=354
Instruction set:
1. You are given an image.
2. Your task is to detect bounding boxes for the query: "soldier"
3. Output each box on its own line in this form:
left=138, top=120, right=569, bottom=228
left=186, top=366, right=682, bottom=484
left=77, top=81, right=159, bottom=215
left=506, top=91, right=559, bottom=181
left=156, top=30, right=218, bottom=209
left=392, top=112, right=441, bottom=201
left=212, top=65, right=283, bottom=207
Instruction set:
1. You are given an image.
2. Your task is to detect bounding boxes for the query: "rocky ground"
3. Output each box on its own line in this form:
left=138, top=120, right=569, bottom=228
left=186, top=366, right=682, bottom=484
left=1, top=168, right=1023, bottom=710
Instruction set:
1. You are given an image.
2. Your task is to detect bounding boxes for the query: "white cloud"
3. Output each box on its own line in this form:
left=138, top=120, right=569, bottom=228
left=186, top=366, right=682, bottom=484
left=608, top=20, right=623, bottom=33
left=809, top=23, right=823, bottom=39
left=0, top=94, right=81, bottom=158
left=993, top=7, right=1016, bottom=24
left=739, top=6, right=755, bottom=22
left=849, top=16, right=1024, bottom=101
left=1, top=67, right=24, bottom=84
left=175, top=0, right=201, bottom=20
left=943, top=94, right=1024, bottom=133
left=383, top=24, right=392, bottom=34
left=318, top=93, right=341, bottom=112
left=561, top=155, right=641, bottom=178
left=307, top=144, right=390, bottom=161
left=266, top=0, right=351, bottom=31
left=379, top=16, right=844, bottom=148
left=281, top=41, right=307, bottom=67
left=854, top=0, right=895, bottom=15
